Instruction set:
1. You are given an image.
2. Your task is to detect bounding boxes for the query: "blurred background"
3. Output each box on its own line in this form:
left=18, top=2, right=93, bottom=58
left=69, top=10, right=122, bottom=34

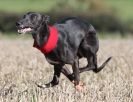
left=0, top=1, right=133, bottom=101
left=0, top=0, right=133, bottom=38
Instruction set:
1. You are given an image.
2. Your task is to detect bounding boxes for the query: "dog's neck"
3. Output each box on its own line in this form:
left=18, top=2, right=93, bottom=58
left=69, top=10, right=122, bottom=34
left=32, top=23, right=50, bottom=47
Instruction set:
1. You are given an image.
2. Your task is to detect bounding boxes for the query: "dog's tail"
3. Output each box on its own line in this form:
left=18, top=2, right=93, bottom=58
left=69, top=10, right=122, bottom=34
left=93, top=56, right=112, bottom=73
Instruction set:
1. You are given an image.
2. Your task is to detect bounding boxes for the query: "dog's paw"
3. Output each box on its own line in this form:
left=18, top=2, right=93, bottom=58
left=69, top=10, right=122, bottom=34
left=75, top=81, right=85, bottom=92
left=35, top=82, right=52, bottom=89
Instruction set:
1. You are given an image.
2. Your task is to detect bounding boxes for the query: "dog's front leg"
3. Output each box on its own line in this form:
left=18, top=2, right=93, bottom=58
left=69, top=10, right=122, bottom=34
left=51, top=64, right=62, bottom=85
left=72, top=58, right=84, bottom=91
left=61, top=66, right=74, bottom=82
left=36, top=64, right=62, bottom=88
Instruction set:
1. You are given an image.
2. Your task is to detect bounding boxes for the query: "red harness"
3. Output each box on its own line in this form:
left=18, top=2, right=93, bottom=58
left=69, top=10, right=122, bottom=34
left=33, top=26, right=58, bottom=54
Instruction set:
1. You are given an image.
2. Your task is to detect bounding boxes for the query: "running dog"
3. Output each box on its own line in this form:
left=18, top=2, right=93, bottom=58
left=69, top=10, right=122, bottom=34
left=16, top=12, right=111, bottom=91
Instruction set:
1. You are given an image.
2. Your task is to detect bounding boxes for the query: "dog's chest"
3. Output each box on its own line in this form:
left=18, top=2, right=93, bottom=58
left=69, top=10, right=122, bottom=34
left=46, top=57, right=60, bottom=64
left=44, top=52, right=63, bottom=64
left=44, top=45, right=76, bottom=64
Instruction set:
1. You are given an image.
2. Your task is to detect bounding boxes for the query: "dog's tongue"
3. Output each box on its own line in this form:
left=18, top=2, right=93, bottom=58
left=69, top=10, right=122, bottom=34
left=18, top=28, right=32, bottom=34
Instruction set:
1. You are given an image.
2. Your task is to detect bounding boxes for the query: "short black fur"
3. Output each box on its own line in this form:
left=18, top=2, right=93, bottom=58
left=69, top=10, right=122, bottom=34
left=16, top=12, right=112, bottom=89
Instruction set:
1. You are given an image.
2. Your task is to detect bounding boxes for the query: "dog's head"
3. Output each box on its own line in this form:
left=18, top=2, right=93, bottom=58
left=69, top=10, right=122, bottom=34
left=16, top=12, right=49, bottom=34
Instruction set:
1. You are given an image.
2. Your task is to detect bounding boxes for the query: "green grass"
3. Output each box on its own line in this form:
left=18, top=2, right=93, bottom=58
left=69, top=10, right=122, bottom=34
left=0, top=0, right=132, bottom=21
left=0, top=0, right=56, bottom=13
left=104, top=0, right=133, bottom=21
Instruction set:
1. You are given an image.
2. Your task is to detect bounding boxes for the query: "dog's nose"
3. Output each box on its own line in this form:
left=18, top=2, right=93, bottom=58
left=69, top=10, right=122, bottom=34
left=16, top=22, right=21, bottom=26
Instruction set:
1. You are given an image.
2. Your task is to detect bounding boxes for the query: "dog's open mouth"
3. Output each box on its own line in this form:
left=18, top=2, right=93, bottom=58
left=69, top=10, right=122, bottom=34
left=17, top=26, right=32, bottom=34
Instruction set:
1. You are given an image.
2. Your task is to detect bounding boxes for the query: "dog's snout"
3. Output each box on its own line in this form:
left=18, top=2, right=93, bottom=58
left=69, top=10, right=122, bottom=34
left=16, top=22, right=21, bottom=26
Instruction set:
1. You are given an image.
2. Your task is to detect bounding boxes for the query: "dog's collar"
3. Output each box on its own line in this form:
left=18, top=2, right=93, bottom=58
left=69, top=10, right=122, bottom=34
left=33, top=26, right=58, bottom=54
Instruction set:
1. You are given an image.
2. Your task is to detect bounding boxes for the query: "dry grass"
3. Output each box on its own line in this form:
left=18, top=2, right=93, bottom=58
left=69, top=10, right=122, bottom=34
left=0, top=38, right=133, bottom=102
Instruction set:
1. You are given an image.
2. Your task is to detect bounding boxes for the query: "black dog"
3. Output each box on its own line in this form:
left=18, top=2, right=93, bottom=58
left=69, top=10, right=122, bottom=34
left=16, top=12, right=111, bottom=91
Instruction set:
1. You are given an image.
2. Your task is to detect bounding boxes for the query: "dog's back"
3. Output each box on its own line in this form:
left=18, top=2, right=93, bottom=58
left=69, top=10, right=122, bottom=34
left=54, top=18, right=99, bottom=57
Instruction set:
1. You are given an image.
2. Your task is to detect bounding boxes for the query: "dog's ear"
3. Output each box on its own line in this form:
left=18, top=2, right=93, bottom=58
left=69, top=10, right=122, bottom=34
left=42, top=15, right=50, bottom=24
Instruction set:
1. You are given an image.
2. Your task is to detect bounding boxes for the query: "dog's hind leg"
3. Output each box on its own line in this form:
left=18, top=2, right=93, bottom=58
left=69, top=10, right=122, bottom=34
left=79, top=54, right=112, bottom=73
left=92, top=55, right=112, bottom=73
left=72, top=57, right=84, bottom=91
left=79, top=55, right=95, bottom=73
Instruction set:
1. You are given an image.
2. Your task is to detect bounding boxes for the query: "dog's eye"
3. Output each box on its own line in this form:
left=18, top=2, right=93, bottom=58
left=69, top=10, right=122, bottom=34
left=30, top=14, right=37, bottom=21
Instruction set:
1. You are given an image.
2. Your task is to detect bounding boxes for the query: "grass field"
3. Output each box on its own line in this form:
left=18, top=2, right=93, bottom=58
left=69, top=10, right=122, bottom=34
left=0, top=0, right=132, bottom=21
left=105, top=0, right=133, bottom=21
left=0, top=1, right=133, bottom=101
left=0, top=38, right=132, bottom=102
left=0, top=0, right=55, bottom=13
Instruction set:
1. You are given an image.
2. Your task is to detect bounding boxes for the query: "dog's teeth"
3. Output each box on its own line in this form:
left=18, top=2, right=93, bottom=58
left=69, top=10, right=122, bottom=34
left=17, top=28, right=32, bottom=34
